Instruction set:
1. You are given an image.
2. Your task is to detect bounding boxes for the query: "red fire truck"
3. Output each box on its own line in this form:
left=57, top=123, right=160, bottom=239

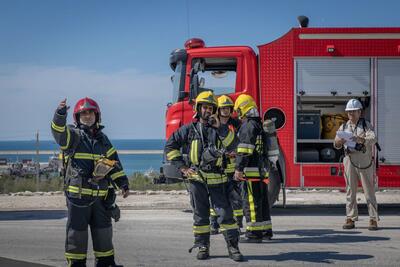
left=163, top=19, right=400, bottom=197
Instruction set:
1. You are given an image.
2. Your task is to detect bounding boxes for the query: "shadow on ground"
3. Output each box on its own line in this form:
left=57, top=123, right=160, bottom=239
left=244, top=251, right=373, bottom=263
left=266, top=229, right=390, bottom=244
left=271, top=204, right=400, bottom=216
left=274, top=228, right=362, bottom=236
left=266, top=228, right=390, bottom=244
left=0, top=210, right=66, bottom=221
left=0, top=257, right=53, bottom=267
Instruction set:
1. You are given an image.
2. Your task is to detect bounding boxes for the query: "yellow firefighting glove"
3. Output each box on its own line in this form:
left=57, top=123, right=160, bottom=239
left=93, top=157, right=118, bottom=181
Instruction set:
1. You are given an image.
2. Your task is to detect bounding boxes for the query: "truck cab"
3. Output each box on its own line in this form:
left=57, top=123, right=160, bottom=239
left=164, top=39, right=286, bottom=206
left=166, top=38, right=258, bottom=138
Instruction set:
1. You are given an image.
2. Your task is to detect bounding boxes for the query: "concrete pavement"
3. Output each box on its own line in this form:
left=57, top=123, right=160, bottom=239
left=0, top=205, right=399, bottom=266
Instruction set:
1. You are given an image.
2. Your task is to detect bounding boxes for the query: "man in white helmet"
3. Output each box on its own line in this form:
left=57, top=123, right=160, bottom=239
left=334, top=99, right=378, bottom=231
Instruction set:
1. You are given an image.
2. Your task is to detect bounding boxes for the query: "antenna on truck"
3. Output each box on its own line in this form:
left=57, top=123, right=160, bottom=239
left=297, top=15, right=309, bottom=28
left=185, top=0, right=191, bottom=38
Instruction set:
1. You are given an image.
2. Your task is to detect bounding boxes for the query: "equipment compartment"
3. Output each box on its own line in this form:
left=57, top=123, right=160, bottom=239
left=295, top=96, right=370, bottom=163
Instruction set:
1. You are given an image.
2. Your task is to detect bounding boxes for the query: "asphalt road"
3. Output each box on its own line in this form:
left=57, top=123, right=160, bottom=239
left=0, top=205, right=399, bottom=266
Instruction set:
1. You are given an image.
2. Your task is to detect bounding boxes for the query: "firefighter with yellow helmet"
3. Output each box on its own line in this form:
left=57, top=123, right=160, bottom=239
left=234, top=94, right=273, bottom=243
left=164, top=91, right=243, bottom=261
left=210, top=95, right=243, bottom=234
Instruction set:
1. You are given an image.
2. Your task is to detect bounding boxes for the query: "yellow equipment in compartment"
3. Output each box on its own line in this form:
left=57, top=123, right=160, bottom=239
left=321, top=113, right=348, bottom=139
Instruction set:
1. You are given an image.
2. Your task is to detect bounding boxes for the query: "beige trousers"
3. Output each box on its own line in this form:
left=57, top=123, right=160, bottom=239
left=343, top=155, right=378, bottom=221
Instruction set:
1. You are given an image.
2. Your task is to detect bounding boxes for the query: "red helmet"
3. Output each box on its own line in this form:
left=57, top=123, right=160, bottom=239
left=73, top=97, right=101, bottom=124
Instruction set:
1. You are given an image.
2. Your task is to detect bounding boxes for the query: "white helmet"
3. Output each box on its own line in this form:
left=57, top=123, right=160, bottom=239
left=345, top=99, right=363, bottom=111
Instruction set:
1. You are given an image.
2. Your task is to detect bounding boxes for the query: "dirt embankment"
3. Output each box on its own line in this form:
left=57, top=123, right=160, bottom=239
left=0, top=189, right=399, bottom=211
left=0, top=190, right=190, bottom=211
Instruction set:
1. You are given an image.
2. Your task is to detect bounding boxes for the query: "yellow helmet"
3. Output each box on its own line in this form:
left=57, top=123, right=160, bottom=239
left=217, top=95, right=234, bottom=109
left=234, top=94, right=258, bottom=119
left=194, top=91, right=218, bottom=113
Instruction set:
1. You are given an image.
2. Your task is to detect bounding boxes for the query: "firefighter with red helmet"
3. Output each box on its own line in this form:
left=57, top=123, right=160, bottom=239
left=210, top=95, right=243, bottom=234
left=164, top=91, right=243, bottom=261
left=51, top=97, right=129, bottom=267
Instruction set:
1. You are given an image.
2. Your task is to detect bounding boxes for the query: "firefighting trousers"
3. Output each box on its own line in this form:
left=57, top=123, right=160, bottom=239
left=343, top=156, right=379, bottom=221
left=210, top=177, right=243, bottom=229
left=65, top=197, right=114, bottom=266
left=242, top=179, right=272, bottom=238
left=188, top=180, right=239, bottom=246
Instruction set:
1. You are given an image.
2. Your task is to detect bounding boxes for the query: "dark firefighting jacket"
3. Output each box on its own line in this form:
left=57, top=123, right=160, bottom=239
left=218, top=118, right=240, bottom=174
left=164, top=121, right=227, bottom=185
left=51, top=109, right=129, bottom=200
left=235, top=117, right=267, bottom=179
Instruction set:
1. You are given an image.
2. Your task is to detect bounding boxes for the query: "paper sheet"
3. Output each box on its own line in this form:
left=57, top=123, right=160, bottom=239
left=336, top=131, right=355, bottom=148
left=336, top=131, right=353, bottom=140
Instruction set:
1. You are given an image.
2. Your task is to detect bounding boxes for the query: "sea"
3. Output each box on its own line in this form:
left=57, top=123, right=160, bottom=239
left=0, top=139, right=165, bottom=175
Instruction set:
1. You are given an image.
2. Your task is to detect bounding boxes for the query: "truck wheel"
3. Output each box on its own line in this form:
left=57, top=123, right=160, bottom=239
left=268, top=167, right=281, bottom=208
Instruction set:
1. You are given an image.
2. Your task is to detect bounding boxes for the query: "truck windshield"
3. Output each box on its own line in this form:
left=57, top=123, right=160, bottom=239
left=197, top=70, right=236, bottom=95
left=193, top=57, right=237, bottom=96
left=171, top=61, right=184, bottom=103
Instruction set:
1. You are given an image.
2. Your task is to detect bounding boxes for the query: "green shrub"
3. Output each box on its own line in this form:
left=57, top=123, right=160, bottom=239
left=0, top=172, right=185, bottom=193
left=0, top=175, right=64, bottom=193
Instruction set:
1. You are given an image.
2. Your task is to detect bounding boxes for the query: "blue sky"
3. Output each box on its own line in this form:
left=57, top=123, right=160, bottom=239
left=0, top=0, right=399, bottom=140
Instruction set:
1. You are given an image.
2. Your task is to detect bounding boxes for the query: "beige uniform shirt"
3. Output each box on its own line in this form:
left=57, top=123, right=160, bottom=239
left=334, top=119, right=377, bottom=168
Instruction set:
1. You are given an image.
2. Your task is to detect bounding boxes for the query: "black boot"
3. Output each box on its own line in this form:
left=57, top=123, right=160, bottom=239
left=227, top=239, right=243, bottom=262
left=95, top=255, right=123, bottom=267
left=196, top=246, right=210, bottom=260
left=189, top=244, right=210, bottom=260
left=68, top=259, right=87, bottom=267
left=263, top=229, right=273, bottom=240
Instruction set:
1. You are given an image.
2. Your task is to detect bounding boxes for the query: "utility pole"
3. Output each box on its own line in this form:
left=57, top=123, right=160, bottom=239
left=36, top=130, right=40, bottom=191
